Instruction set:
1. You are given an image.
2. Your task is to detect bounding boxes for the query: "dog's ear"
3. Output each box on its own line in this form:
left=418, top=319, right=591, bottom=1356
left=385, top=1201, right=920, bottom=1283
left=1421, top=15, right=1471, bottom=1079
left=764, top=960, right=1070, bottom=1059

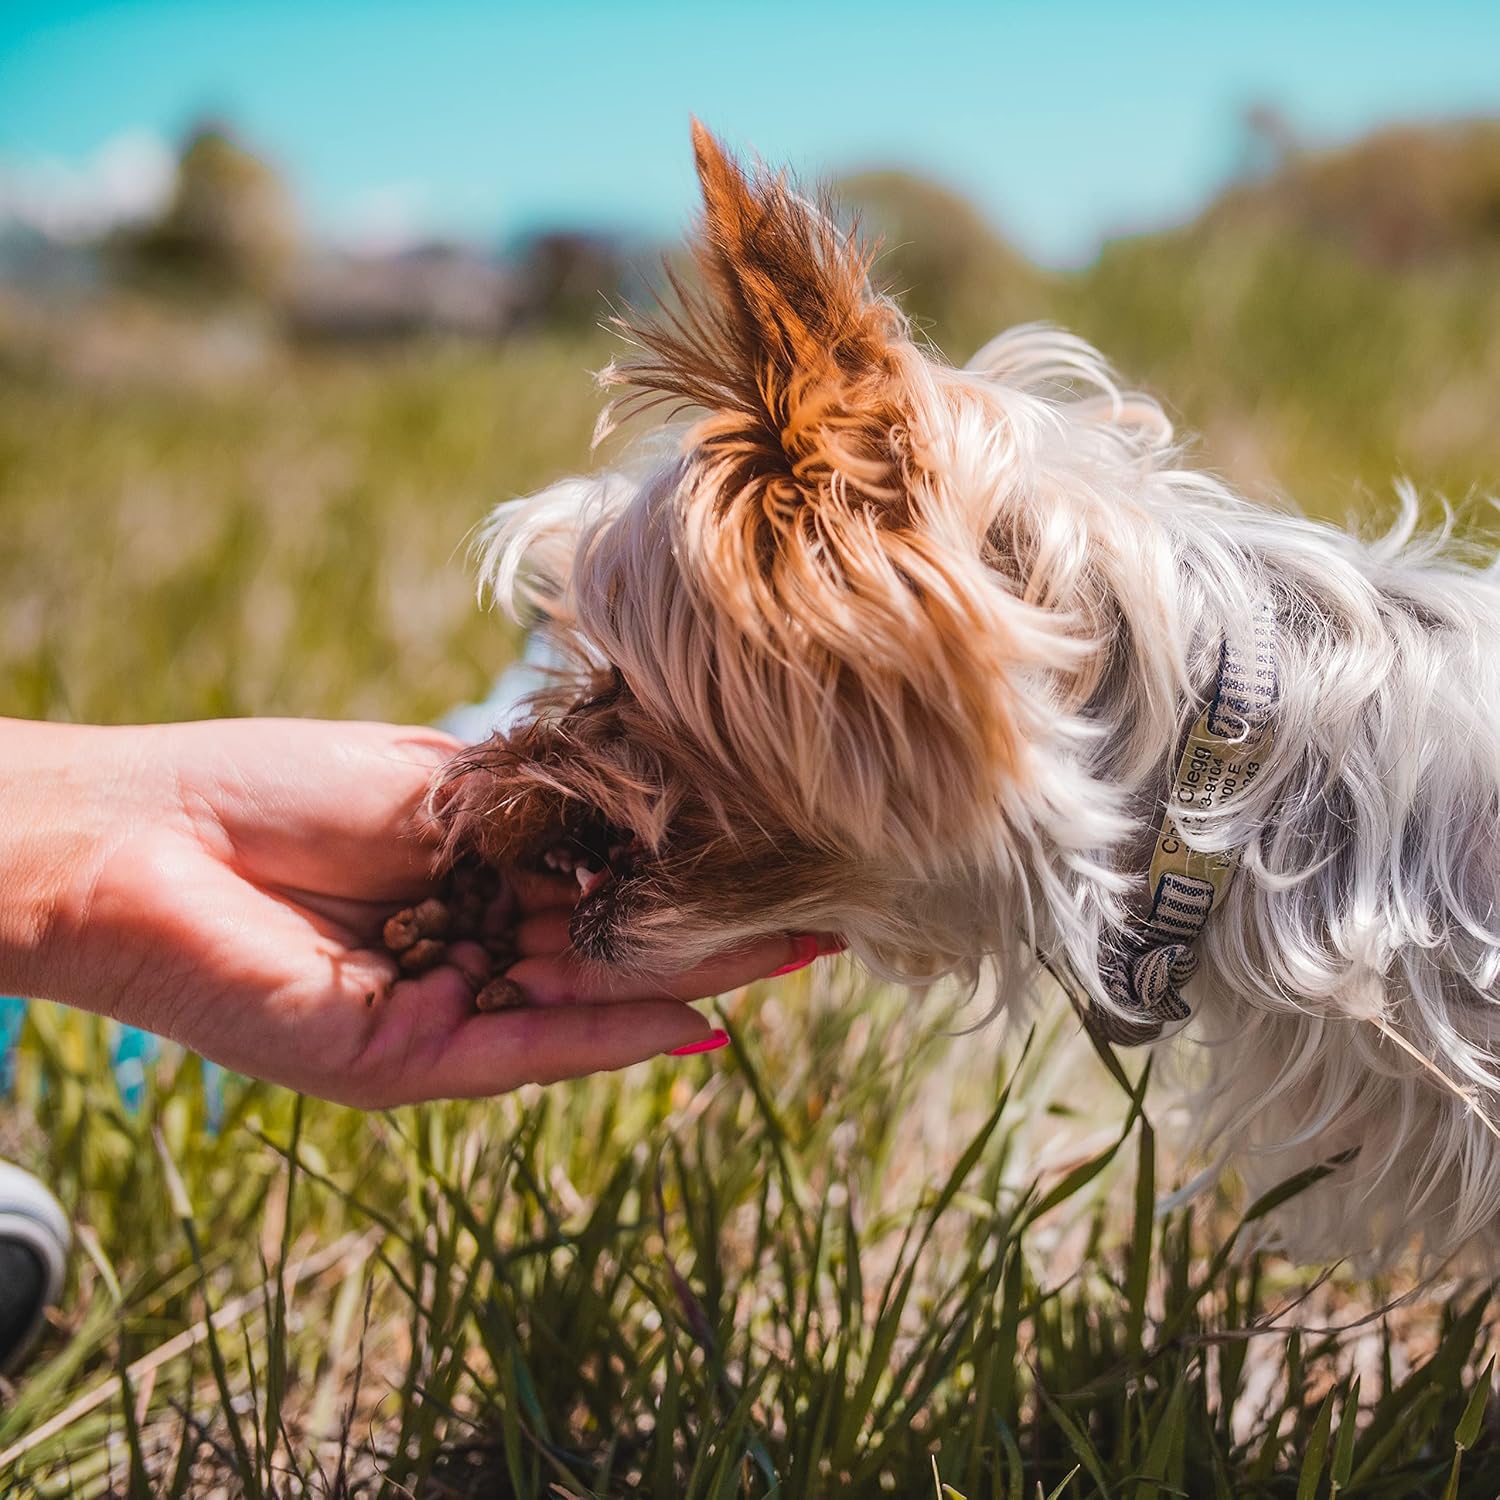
left=610, top=121, right=910, bottom=509
left=600, top=126, right=1050, bottom=851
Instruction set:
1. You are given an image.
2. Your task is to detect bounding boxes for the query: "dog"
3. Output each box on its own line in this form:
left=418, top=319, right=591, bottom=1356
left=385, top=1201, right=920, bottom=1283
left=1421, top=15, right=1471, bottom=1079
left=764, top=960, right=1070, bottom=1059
left=433, top=123, right=1500, bottom=1263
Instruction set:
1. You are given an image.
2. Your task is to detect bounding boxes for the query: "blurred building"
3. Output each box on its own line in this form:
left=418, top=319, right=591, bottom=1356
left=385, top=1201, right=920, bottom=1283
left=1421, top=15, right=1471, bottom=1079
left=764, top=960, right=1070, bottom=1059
left=506, top=229, right=632, bottom=333
left=285, top=242, right=517, bottom=342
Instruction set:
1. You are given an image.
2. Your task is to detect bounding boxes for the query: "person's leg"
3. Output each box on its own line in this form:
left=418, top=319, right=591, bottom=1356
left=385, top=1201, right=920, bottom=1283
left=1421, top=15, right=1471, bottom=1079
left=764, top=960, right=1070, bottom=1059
left=0, top=995, right=24, bottom=1094
left=0, top=1160, right=70, bottom=1375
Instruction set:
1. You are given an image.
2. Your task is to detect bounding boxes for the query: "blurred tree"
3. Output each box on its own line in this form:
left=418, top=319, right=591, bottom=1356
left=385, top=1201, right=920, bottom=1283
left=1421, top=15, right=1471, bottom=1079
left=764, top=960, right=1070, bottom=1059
left=508, top=229, right=629, bottom=333
left=836, top=170, right=1049, bottom=359
left=1206, top=118, right=1500, bottom=269
left=123, top=121, right=298, bottom=298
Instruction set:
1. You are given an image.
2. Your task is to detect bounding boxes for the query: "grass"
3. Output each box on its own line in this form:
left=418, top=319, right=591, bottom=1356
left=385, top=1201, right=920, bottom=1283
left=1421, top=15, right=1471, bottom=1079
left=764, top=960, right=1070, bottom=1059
left=2, top=183, right=1500, bottom=1493
left=3, top=977, right=1498, bottom=1496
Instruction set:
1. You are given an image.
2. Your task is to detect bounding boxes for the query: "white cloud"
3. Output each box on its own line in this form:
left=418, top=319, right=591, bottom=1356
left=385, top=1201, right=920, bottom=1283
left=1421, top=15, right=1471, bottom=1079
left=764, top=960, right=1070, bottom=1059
left=0, top=129, right=176, bottom=242
left=330, top=181, right=433, bottom=257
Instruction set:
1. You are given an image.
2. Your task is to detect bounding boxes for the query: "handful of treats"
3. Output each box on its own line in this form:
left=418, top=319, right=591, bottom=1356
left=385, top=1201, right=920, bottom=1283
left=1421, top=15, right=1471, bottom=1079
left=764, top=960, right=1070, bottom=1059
left=380, top=859, right=527, bottom=1013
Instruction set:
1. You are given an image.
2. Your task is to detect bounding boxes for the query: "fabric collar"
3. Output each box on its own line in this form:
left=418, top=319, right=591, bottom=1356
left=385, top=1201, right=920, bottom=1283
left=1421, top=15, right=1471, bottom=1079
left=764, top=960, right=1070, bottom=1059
left=1086, top=600, right=1278, bottom=1045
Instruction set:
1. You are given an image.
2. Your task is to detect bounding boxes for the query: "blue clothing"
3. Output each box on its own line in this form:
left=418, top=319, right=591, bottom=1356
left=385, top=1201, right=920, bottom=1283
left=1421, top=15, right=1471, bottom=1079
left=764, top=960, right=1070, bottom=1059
left=0, top=996, right=24, bottom=1095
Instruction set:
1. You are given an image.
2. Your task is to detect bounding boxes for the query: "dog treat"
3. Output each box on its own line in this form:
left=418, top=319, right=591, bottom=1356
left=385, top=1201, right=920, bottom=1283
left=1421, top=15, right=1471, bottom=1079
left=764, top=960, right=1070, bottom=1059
left=381, top=894, right=444, bottom=954
left=380, top=859, right=524, bottom=1005
left=409, top=897, right=450, bottom=938
left=474, top=977, right=527, bottom=1013
left=381, top=908, right=423, bottom=954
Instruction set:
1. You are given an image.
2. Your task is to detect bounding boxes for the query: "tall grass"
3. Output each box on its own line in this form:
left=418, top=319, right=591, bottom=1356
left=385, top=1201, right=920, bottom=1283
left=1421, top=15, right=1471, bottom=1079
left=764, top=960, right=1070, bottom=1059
left=2, top=977, right=1496, bottom=1495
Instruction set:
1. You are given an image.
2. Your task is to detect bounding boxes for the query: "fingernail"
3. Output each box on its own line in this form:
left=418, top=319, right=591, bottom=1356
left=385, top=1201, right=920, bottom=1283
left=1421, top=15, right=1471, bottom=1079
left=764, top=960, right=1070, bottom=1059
left=768, top=933, right=845, bottom=978
left=669, top=1028, right=730, bottom=1057
left=768, top=934, right=820, bottom=978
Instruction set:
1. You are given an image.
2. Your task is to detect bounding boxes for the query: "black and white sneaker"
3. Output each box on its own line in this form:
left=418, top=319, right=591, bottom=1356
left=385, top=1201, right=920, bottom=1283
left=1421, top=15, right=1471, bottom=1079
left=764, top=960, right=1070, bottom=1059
left=0, top=1161, right=70, bottom=1376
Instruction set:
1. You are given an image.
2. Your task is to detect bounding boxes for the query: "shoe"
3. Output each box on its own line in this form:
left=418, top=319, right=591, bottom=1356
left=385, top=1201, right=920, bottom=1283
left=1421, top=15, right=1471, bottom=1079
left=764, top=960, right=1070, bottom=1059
left=0, top=1161, right=70, bottom=1376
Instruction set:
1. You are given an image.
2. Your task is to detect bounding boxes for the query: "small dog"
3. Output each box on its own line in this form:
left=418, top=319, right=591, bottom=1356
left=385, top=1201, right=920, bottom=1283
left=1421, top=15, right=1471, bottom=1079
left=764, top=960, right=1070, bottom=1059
left=435, top=124, right=1500, bottom=1263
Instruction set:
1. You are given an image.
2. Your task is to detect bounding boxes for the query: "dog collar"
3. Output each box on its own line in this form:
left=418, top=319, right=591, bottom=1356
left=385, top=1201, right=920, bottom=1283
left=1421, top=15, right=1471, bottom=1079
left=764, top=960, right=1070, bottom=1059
left=1088, top=600, right=1278, bottom=1045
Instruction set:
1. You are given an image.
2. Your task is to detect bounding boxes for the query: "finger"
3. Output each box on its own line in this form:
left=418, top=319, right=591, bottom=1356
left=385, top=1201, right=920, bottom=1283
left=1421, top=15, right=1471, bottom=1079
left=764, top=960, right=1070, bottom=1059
left=504, top=933, right=840, bottom=1007
left=388, top=999, right=727, bottom=1102
left=339, top=949, right=504, bottom=1091
left=507, top=867, right=580, bottom=913
left=443, top=939, right=492, bottom=993
left=513, top=909, right=573, bottom=957
left=369, top=941, right=491, bottom=1026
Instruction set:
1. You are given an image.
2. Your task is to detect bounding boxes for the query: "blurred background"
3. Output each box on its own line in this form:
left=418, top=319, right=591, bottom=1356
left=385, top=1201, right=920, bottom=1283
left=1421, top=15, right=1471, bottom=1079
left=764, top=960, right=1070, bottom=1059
left=1, top=0, right=1498, bottom=731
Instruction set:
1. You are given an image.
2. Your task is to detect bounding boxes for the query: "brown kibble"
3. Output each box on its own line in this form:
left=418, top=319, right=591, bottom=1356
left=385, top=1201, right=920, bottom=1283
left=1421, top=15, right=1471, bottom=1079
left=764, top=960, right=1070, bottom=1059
left=385, top=897, right=453, bottom=950
left=411, top=897, right=450, bottom=939
left=382, top=859, right=519, bottom=983
left=382, top=909, right=421, bottom=953
left=475, top=977, right=526, bottom=1013
left=399, top=938, right=446, bottom=975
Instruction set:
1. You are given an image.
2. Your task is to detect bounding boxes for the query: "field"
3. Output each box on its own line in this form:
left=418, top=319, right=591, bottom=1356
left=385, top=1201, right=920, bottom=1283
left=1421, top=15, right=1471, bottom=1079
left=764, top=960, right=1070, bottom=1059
left=3, top=124, right=1500, bottom=1497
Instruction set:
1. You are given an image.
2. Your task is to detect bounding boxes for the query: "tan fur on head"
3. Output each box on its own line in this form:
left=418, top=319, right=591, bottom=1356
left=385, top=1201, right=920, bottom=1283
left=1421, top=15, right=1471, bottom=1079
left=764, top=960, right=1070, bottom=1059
left=435, top=126, right=1500, bottom=1264
left=437, top=125, right=1105, bottom=981
left=438, top=127, right=1118, bottom=970
left=608, top=125, right=1095, bottom=840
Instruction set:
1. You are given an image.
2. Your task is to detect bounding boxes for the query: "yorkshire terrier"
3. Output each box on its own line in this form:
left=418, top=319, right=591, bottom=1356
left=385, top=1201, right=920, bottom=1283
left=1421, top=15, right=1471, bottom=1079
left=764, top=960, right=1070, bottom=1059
left=434, top=123, right=1500, bottom=1262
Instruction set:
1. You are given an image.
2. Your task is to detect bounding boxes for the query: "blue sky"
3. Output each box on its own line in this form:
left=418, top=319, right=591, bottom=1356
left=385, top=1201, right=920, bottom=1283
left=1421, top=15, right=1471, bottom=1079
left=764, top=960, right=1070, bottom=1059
left=1, top=0, right=1498, bottom=263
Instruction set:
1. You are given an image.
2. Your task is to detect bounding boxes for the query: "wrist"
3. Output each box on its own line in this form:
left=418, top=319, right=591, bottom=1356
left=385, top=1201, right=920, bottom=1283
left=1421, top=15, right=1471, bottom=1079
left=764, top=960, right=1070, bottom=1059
left=0, top=719, right=167, bottom=1008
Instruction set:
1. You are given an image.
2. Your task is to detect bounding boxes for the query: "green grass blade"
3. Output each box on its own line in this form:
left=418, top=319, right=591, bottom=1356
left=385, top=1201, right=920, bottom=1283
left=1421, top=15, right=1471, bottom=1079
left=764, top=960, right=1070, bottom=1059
left=1295, top=1388, right=1335, bottom=1500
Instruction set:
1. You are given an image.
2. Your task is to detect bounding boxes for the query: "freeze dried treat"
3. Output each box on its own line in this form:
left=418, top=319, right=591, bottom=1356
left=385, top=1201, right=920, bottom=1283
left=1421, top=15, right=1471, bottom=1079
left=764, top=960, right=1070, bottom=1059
left=474, top=977, right=526, bottom=1013
left=382, top=908, right=423, bottom=954
left=383, top=896, right=449, bottom=952
left=379, top=859, right=522, bottom=1005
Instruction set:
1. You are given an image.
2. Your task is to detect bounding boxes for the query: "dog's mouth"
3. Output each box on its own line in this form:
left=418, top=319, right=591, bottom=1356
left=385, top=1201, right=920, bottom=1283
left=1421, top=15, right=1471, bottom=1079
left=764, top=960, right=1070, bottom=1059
left=537, top=807, right=644, bottom=902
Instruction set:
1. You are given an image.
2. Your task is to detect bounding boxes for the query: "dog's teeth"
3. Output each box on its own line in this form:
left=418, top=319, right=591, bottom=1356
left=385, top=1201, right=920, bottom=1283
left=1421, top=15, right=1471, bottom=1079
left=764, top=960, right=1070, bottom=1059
left=575, top=865, right=610, bottom=899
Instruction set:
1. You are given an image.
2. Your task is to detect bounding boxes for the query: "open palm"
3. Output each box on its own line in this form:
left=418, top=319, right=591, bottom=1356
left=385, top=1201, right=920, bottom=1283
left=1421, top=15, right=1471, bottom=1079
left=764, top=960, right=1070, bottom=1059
left=48, top=719, right=797, bottom=1106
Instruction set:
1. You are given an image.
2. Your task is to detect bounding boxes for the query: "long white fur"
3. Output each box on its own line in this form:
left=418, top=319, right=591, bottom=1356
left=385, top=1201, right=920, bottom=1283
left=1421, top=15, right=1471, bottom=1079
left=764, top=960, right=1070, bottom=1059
left=477, top=321, right=1500, bottom=1264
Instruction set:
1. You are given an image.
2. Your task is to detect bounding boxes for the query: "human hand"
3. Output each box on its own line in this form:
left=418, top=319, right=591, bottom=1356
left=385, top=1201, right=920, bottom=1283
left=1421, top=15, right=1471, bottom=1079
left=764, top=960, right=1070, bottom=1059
left=0, top=717, right=820, bottom=1106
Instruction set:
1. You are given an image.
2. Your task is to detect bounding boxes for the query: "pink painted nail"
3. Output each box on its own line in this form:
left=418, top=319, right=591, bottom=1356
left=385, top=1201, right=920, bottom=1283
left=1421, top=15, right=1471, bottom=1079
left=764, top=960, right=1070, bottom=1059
left=768, top=933, right=845, bottom=978
left=768, top=935, right=820, bottom=978
left=669, top=1029, right=730, bottom=1057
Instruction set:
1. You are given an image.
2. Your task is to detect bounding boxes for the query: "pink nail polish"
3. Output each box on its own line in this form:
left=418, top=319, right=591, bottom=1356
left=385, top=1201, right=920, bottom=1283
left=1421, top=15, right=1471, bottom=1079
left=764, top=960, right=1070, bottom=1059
left=669, top=1029, right=730, bottom=1057
left=768, top=935, right=820, bottom=978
